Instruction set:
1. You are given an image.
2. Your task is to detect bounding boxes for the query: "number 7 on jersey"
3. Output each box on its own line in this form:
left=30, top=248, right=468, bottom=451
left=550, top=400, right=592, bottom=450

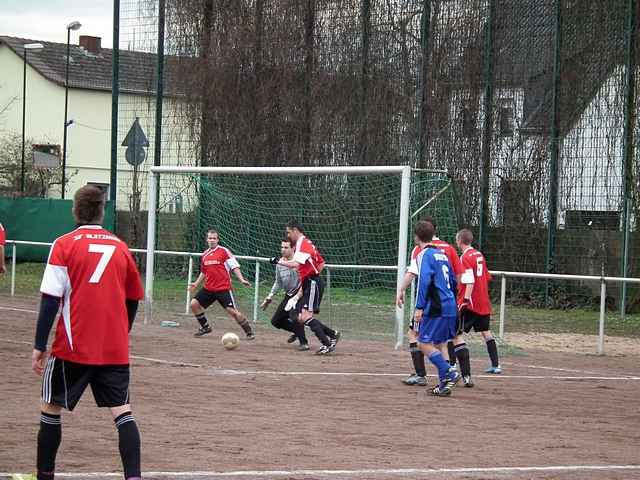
left=88, top=244, right=116, bottom=283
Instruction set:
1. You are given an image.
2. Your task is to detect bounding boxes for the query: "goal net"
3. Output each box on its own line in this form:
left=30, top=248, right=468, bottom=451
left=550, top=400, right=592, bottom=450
left=144, top=166, right=458, bottom=346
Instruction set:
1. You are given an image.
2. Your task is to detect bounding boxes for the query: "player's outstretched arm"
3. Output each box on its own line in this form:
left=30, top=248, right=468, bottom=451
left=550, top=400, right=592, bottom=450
left=32, top=294, right=61, bottom=375
left=232, top=267, right=251, bottom=287
left=278, top=258, right=301, bottom=270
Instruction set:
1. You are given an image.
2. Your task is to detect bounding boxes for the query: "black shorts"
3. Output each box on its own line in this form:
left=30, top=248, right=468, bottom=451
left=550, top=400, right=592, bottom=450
left=458, top=310, right=491, bottom=334
left=195, top=288, right=237, bottom=310
left=41, top=356, right=130, bottom=411
left=299, top=276, right=323, bottom=314
left=272, top=294, right=299, bottom=326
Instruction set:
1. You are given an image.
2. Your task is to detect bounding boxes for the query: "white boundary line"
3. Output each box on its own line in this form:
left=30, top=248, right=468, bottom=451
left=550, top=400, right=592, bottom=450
left=3, top=464, right=640, bottom=478
left=0, top=306, right=37, bottom=314
left=2, top=343, right=639, bottom=381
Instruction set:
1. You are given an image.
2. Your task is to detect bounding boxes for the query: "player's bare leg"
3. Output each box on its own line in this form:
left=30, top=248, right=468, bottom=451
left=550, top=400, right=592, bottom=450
left=37, top=403, right=62, bottom=480
left=480, top=330, right=501, bottom=373
left=110, top=404, right=142, bottom=480
left=226, top=307, right=255, bottom=339
left=190, top=299, right=212, bottom=337
left=419, top=342, right=460, bottom=396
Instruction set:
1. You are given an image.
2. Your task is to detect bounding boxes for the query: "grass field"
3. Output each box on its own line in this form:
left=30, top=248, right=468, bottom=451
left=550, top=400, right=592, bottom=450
left=2, top=262, right=639, bottom=342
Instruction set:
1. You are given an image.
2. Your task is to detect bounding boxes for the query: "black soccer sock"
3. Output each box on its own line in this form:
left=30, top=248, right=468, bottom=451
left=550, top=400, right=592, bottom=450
left=409, top=343, right=426, bottom=378
left=237, top=317, right=253, bottom=335
left=485, top=337, right=500, bottom=368
left=447, top=341, right=457, bottom=366
left=322, top=324, right=336, bottom=338
left=115, top=412, right=141, bottom=480
left=454, top=342, right=471, bottom=377
left=305, top=318, right=331, bottom=346
left=37, top=412, right=61, bottom=480
left=292, top=321, right=308, bottom=344
left=195, top=312, right=209, bottom=328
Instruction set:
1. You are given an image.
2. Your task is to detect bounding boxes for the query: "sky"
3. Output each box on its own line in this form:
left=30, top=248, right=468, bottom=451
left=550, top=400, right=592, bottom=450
left=1, top=0, right=114, bottom=47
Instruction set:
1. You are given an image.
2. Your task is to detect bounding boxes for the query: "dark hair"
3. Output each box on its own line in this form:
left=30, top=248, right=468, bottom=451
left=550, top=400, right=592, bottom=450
left=422, top=215, right=436, bottom=230
left=457, top=229, right=474, bottom=245
left=207, top=229, right=219, bottom=236
left=281, top=238, right=294, bottom=247
left=73, top=185, right=105, bottom=224
left=285, top=218, right=304, bottom=233
left=414, top=220, right=435, bottom=243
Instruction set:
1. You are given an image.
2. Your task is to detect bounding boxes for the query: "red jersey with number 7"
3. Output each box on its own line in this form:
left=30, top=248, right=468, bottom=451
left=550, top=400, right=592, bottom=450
left=458, top=246, right=492, bottom=315
left=40, top=225, right=144, bottom=365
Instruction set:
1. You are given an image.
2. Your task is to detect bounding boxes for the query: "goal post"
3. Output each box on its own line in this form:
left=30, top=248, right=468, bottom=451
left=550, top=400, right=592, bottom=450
left=144, top=165, right=455, bottom=348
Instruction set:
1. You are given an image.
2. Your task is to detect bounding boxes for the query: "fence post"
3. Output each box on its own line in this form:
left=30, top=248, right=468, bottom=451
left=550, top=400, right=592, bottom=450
left=326, top=267, right=332, bottom=325
left=253, top=260, right=260, bottom=323
left=184, top=255, right=193, bottom=315
left=620, top=0, right=637, bottom=318
left=598, top=278, right=606, bottom=355
left=478, top=0, right=496, bottom=250
left=10, top=243, right=16, bottom=296
left=415, top=0, right=432, bottom=166
left=545, top=0, right=563, bottom=303
left=499, top=274, right=506, bottom=339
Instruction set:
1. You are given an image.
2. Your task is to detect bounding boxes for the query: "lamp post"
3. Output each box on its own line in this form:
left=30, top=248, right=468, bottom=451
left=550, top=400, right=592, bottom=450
left=62, top=20, right=81, bottom=199
left=20, top=42, right=44, bottom=194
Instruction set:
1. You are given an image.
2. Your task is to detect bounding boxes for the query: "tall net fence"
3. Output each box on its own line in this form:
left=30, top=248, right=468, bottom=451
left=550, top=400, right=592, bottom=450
left=106, top=0, right=640, bottom=343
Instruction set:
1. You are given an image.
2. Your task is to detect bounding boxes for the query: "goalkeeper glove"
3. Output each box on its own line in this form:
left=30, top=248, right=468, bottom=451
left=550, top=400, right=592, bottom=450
left=269, top=256, right=280, bottom=265
left=284, top=296, right=298, bottom=312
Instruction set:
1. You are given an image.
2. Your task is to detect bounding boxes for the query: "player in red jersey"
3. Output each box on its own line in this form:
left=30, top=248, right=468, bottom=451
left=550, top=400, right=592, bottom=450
left=396, top=217, right=463, bottom=386
left=273, top=219, right=340, bottom=355
left=0, top=222, right=6, bottom=274
left=189, top=230, right=254, bottom=339
left=450, top=229, right=501, bottom=387
left=31, top=185, right=144, bottom=480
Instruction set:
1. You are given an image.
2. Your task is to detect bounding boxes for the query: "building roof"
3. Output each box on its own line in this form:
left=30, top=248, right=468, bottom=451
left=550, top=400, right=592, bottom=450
left=0, top=35, right=163, bottom=95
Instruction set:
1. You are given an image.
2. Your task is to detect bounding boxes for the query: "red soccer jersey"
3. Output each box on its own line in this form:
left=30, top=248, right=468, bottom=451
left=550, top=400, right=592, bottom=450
left=458, top=246, right=492, bottom=315
left=293, top=236, right=324, bottom=283
left=430, top=237, right=464, bottom=277
left=0, top=222, right=5, bottom=245
left=40, top=225, right=144, bottom=365
left=407, top=245, right=424, bottom=275
left=200, top=246, right=240, bottom=292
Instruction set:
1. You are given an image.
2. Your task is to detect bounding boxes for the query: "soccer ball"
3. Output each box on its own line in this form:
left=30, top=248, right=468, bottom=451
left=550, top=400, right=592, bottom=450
left=221, top=332, right=240, bottom=350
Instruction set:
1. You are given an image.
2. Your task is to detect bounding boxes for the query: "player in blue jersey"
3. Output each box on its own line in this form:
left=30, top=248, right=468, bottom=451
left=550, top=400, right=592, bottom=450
left=413, top=220, right=461, bottom=396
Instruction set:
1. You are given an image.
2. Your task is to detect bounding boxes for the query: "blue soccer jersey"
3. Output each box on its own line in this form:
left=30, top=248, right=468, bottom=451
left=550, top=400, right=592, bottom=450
left=415, top=246, right=457, bottom=319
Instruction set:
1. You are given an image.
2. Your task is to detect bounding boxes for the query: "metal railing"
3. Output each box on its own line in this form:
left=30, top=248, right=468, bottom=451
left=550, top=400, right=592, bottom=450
left=4, top=239, right=639, bottom=355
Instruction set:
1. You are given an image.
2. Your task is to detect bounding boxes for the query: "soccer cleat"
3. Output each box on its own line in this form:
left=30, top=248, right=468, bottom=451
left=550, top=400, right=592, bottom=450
left=297, top=343, right=310, bottom=351
left=430, top=383, right=452, bottom=396
left=316, top=345, right=332, bottom=355
left=445, top=367, right=461, bottom=388
left=328, top=330, right=341, bottom=352
left=287, top=334, right=298, bottom=344
left=463, top=375, right=475, bottom=388
left=246, top=332, right=256, bottom=340
left=402, top=374, right=427, bottom=386
left=485, top=366, right=502, bottom=374
left=194, top=325, right=212, bottom=337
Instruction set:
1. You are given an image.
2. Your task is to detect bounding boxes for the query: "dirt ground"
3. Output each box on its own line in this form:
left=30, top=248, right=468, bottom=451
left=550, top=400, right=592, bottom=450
left=1, top=294, right=640, bottom=480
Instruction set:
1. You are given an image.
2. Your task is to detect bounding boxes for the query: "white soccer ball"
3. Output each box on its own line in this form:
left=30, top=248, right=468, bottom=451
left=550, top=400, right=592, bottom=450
left=221, top=332, right=240, bottom=350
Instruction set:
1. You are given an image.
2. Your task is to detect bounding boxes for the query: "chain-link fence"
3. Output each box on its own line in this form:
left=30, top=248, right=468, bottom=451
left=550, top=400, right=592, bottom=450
left=111, top=0, right=640, bottom=316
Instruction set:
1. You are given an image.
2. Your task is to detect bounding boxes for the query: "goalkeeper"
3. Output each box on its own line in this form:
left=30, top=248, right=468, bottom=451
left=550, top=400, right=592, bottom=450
left=261, top=239, right=309, bottom=351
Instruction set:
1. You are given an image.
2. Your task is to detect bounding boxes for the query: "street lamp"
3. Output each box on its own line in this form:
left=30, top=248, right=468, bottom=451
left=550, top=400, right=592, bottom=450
left=61, top=20, right=81, bottom=199
left=20, top=43, right=44, bottom=194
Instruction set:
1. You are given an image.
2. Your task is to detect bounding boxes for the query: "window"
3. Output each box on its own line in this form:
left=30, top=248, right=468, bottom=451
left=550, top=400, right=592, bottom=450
left=499, top=100, right=515, bottom=136
left=461, top=105, right=476, bottom=137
